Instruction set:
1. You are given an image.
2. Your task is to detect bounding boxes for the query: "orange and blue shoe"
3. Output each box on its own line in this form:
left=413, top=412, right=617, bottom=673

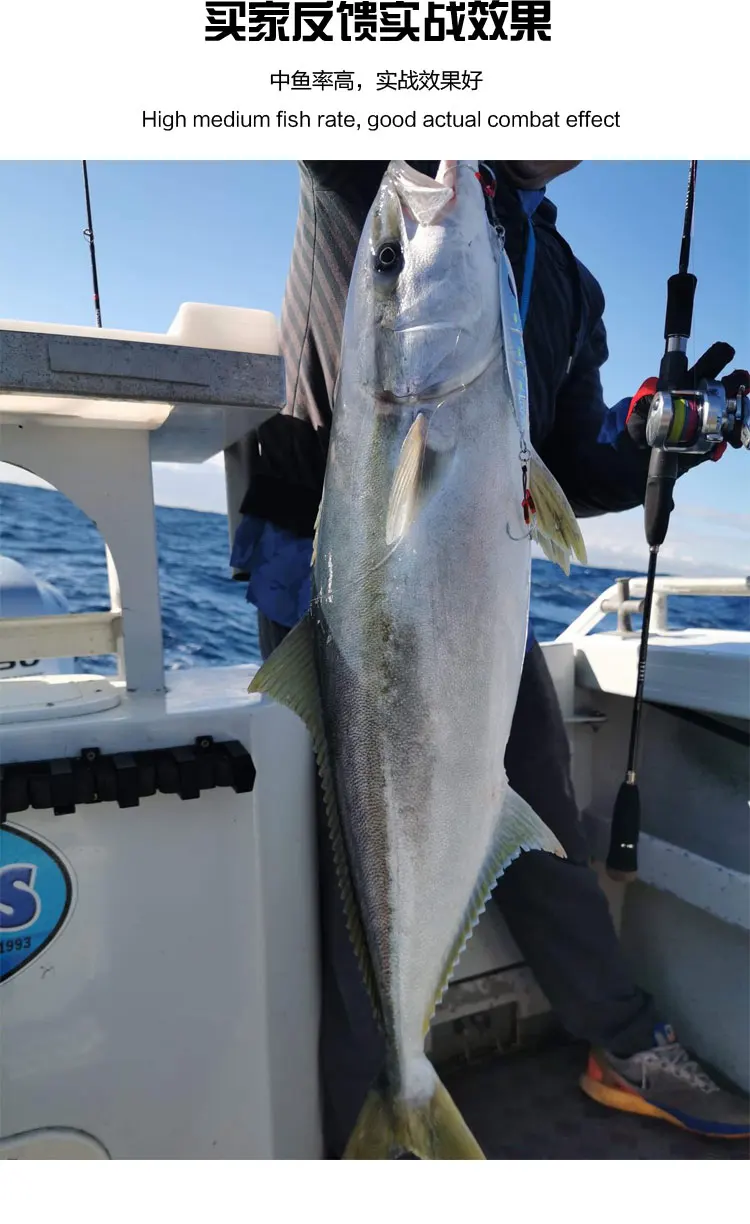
left=580, top=1024, right=749, bottom=1139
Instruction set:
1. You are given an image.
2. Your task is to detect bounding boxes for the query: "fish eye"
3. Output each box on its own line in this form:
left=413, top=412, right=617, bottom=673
left=373, top=240, right=403, bottom=278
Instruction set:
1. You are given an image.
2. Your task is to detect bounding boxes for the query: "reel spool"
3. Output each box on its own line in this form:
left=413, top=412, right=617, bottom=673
left=647, top=383, right=749, bottom=453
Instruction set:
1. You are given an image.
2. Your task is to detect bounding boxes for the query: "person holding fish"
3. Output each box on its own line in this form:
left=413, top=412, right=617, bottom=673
left=233, top=160, right=749, bottom=1157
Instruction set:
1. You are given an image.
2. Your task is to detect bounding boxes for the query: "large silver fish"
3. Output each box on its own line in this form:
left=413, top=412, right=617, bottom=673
left=250, top=160, right=586, bottom=1159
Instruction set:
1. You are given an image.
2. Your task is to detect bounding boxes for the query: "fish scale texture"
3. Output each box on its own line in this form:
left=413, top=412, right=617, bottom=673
left=443, top=1043, right=750, bottom=1160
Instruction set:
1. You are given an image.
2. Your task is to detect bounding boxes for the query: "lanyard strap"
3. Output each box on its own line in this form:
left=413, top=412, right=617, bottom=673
left=519, top=218, right=536, bottom=330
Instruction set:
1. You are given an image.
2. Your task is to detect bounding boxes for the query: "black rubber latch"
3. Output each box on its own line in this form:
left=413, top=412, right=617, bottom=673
left=92, top=754, right=118, bottom=805
left=171, top=746, right=200, bottom=801
left=137, top=755, right=158, bottom=800
left=73, top=755, right=97, bottom=806
left=28, top=768, right=52, bottom=812
left=194, top=736, right=218, bottom=791
left=112, top=753, right=140, bottom=809
left=49, top=758, right=76, bottom=816
left=156, top=752, right=179, bottom=796
left=0, top=766, right=28, bottom=821
left=222, top=741, right=256, bottom=794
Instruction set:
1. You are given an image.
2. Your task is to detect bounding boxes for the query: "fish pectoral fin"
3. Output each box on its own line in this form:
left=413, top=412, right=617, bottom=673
left=385, top=412, right=429, bottom=546
left=344, top=1071, right=484, bottom=1160
left=427, top=785, right=566, bottom=1030
left=248, top=615, right=382, bottom=1024
left=527, top=448, right=587, bottom=575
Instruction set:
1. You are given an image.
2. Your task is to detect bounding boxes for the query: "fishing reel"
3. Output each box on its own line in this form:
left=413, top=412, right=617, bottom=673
left=647, top=380, right=750, bottom=453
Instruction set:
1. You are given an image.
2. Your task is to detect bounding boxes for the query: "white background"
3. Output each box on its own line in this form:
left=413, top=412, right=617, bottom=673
left=0, top=0, right=747, bottom=158
left=1, top=0, right=748, bottom=1210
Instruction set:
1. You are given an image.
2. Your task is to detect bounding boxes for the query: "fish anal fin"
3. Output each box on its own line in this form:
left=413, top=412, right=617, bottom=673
left=527, top=448, right=587, bottom=575
left=248, top=616, right=381, bottom=1023
left=425, top=785, right=566, bottom=1032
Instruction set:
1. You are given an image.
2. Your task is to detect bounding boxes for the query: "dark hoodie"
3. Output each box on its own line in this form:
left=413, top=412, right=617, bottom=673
left=231, top=161, right=651, bottom=628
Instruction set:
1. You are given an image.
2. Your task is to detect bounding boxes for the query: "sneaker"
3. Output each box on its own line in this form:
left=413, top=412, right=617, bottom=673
left=580, top=1023, right=750, bottom=1139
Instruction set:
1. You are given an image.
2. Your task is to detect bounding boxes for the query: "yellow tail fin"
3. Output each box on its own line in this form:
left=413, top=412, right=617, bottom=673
left=344, top=1075, right=485, bottom=1160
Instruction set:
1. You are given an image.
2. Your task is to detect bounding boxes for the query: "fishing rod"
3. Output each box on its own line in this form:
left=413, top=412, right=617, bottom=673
left=606, top=161, right=750, bottom=882
left=82, top=160, right=103, bottom=328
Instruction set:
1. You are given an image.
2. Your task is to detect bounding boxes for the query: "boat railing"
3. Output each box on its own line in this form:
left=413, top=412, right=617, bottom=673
left=556, top=575, right=750, bottom=641
left=0, top=305, right=283, bottom=694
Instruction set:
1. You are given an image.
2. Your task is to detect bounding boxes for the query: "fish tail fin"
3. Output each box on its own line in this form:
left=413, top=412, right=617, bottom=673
left=528, top=448, right=587, bottom=575
left=344, top=1070, right=485, bottom=1160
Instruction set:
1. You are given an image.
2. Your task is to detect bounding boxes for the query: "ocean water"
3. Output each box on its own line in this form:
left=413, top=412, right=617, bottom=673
left=0, top=481, right=747, bottom=674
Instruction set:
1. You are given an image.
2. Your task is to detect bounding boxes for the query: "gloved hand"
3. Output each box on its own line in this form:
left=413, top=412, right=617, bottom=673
left=625, top=342, right=747, bottom=462
left=721, top=369, right=750, bottom=449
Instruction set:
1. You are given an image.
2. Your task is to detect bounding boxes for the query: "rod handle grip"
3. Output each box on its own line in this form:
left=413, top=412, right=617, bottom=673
left=606, top=780, right=640, bottom=882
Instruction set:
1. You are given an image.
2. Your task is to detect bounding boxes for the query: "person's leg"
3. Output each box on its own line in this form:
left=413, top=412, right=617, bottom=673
left=495, top=642, right=749, bottom=1138
left=257, top=611, right=289, bottom=661
left=494, top=642, right=658, bottom=1055
left=257, top=612, right=384, bottom=1157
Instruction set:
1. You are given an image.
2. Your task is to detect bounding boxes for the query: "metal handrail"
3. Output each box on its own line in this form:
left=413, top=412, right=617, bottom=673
left=556, top=575, right=750, bottom=641
left=0, top=611, right=122, bottom=664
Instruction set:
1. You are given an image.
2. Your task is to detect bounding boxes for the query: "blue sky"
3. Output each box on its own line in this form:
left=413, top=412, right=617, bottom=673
left=0, top=160, right=748, bottom=573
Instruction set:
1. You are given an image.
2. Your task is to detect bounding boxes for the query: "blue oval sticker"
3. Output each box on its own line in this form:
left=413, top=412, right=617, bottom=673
left=0, top=824, right=73, bottom=984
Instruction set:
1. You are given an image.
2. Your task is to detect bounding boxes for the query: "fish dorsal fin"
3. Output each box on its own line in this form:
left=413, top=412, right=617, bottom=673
left=425, top=785, right=566, bottom=1033
left=248, top=614, right=382, bottom=1024
left=527, top=448, right=587, bottom=576
left=385, top=413, right=429, bottom=546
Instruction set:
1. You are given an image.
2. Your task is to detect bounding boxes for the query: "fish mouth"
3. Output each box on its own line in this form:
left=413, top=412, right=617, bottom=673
left=386, top=161, right=457, bottom=226
left=386, top=159, right=480, bottom=225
